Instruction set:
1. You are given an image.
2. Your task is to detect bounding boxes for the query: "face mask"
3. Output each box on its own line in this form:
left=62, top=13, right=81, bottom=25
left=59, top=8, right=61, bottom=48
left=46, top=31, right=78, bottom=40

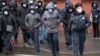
left=54, top=4, right=57, bottom=7
left=4, top=11, right=9, bottom=15
left=68, top=9, right=73, bottom=12
left=30, top=10, right=35, bottom=14
left=93, top=4, right=96, bottom=7
left=10, top=7, right=14, bottom=10
left=48, top=9, right=53, bottom=13
left=77, top=8, right=83, bottom=13
left=38, top=2, right=42, bottom=6
left=35, top=6, right=39, bottom=9
left=22, top=4, right=27, bottom=7
left=29, top=0, right=34, bottom=4
left=2, top=2, right=6, bottom=6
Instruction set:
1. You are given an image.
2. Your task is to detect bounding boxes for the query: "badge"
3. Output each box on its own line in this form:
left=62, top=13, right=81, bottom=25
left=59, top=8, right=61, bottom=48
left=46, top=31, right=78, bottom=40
left=82, top=17, right=85, bottom=20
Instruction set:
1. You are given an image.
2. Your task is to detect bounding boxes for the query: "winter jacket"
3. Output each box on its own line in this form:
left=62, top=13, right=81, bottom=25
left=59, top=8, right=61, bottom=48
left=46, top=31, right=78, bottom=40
left=2, top=6, right=17, bottom=34
left=18, top=1, right=29, bottom=30
left=42, top=2, right=62, bottom=33
left=62, top=4, right=74, bottom=31
left=25, top=6, right=41, bottom=31
left=68, top=11, right=91, bottom=32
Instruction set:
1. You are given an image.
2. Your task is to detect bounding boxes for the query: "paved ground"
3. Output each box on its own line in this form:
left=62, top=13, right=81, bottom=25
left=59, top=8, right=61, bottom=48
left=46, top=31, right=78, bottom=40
left=0, top=27, right=100, bottom=56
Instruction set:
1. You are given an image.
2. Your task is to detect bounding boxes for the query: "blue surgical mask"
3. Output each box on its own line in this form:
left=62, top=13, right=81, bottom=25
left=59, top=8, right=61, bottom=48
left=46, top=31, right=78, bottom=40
left=48, top=9, right=54, bottom=13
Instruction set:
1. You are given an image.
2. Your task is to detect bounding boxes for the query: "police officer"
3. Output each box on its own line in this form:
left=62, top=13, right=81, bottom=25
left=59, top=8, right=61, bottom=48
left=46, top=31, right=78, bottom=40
left=62, top=4, right=74, bottom=50
left=25, top=5, right=41, bottom=55
left=9, top=0, right=20, bottom=43
left=2, top=6, right=17, bottom=55
left=68, top=3, right=90, bottom=56
left=42, top=2, right=61, bottom=56
left=91, top=1, right=100, bottom=38
left=18, top=0, right=30, bottom=47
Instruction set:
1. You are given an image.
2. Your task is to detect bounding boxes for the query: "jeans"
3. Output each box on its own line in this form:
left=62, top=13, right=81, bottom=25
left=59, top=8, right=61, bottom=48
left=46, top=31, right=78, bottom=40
left=3, top=33, right=13, bottom=52
left=47, top=32, right=59, bottom=56
left=22, top=30, right=29, bottom=43
left=72, top=31, right=86, bottom=55
left=30, top=30, right=40, bottom=54
left=39, top=25, right=47, bottom=41
left=65, top=31, right=72, bottom=46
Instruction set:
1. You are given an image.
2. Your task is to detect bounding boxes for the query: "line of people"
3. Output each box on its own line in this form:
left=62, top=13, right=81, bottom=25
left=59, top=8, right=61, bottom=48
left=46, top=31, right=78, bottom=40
left=0, top=0, right=100, bottom=56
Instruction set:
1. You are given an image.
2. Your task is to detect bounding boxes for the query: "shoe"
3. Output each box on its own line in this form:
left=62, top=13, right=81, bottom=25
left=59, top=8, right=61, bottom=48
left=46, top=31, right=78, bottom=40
left=74, top=53, right=78, bottom=56
left=56, top=52, right=59, bottom=56
left=68, top=45, right=73, bottom=50
left=24, top=43, right=29, bottom=47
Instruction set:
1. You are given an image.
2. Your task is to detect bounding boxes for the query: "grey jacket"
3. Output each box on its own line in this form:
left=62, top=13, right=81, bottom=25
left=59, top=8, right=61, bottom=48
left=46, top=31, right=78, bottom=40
left=25, top=13, right=41, bottom=31
left=42, top=2, right=62, bottom=33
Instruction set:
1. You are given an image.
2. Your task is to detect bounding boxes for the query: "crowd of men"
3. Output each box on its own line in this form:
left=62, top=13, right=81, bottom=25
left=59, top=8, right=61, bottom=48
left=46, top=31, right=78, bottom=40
left=0, top=0, right=100, bottom=56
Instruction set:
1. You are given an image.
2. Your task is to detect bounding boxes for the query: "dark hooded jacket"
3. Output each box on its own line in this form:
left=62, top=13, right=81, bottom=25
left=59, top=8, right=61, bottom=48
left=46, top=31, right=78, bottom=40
left=1, top=6, right=17, bottom=34
left=62, top=4, right=74, bottom=31
left=9, top=0, right=20, bottom=27
left=18, top=0, right=30, bottom=30
left=68, top=11, right=91, bottom=32
left=91, top=1, right=100, bottom=23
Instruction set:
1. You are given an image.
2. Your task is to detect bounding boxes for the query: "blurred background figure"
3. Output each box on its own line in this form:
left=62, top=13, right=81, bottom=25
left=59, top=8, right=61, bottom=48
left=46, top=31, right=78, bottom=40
left=91, top=1, right=100, bottom=38
left=18, top=0, right=30, bottom=47
left=62, top=4, right=74, bottom=50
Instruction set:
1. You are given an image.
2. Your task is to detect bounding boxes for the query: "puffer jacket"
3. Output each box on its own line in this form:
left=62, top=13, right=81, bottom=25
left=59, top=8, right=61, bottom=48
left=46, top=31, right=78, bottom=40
left=68, top=11, right=91, bottom=32
left=25, top=6, right=41, bottom=31
left=42, top=2, right=62, bottom=33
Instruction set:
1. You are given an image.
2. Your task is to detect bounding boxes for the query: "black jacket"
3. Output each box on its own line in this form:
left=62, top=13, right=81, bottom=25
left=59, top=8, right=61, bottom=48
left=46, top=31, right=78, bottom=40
left=18, top=2, right=29, bottom=30
left=2, top=6, right=17, bottom=34
left=68, top=11, right=91, bottom=32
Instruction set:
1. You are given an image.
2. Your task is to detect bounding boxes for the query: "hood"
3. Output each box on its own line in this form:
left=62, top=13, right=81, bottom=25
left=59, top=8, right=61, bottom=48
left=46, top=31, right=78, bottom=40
left=36, top=0, right=44, bottom=5
left=66, top=0, right=71, bottom=3
left=22, top=0, right=28, bottom=3
left=46, top=2, right=55, bottom=9
left=29, top=5, right=36, bottom=9
left=2, top=6, right=10, bottom=11
left=92, top=1, right=98, bottom=8
left=66, top=4, right=74, bottom=13
left=9, top=0, right=17, bottom=8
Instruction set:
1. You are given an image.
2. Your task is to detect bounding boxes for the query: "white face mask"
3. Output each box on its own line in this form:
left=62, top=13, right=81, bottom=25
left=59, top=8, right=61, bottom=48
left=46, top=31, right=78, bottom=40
left=22, top=4, right=27, bottom=7
left=54, top=4, right=57, bottom=7
left=68, top=9, right=73, bottom=12
left=38, top=2, right=42, bottom=6
left=2, top=2, right=6, bottom=6
left=4, top=11, right=9, bottom=15
left=30, top=10, right=35, bottom=14
left=35, top=6, right=38, bottom=9
left=93, top=4, right=96, bottom=7
left=48, top=9, right=53, bottom=13
left=77, top=8, right=83, bottom=13
left=29, top=0, right=34, bottom=4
